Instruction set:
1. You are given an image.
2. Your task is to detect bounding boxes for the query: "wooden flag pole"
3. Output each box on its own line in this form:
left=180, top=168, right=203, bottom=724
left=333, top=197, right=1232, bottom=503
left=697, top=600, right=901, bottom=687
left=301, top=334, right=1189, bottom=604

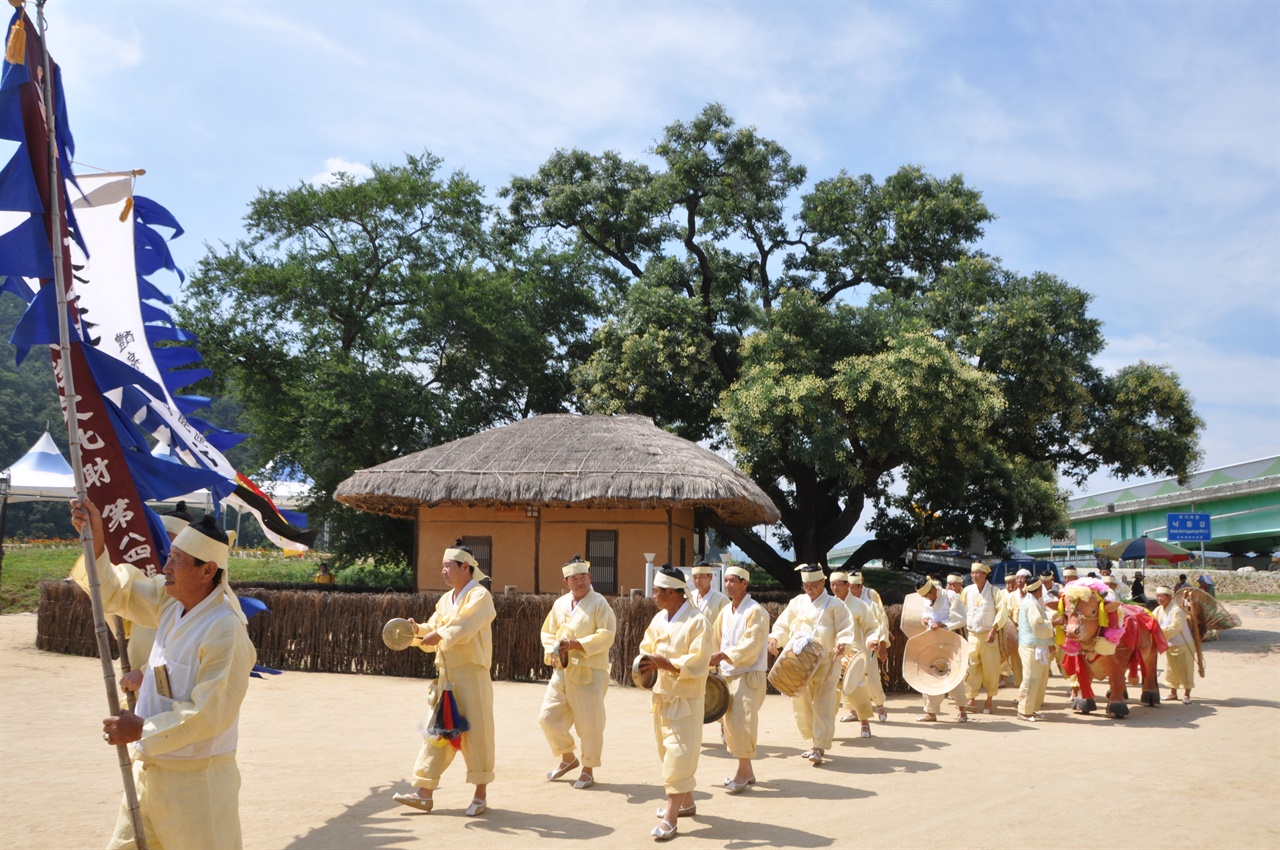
left=34, top=1, right=147, bottom=845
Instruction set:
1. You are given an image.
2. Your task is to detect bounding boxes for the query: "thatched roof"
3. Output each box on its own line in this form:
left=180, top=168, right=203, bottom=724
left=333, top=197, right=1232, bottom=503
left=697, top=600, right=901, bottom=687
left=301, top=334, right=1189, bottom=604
left=334, top=414, right=779, bottom=527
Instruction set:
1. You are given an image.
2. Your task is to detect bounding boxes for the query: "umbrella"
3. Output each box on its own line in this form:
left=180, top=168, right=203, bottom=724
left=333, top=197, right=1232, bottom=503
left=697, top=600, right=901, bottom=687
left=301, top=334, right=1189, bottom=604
left=1099, top=537, right=1194, bottom=563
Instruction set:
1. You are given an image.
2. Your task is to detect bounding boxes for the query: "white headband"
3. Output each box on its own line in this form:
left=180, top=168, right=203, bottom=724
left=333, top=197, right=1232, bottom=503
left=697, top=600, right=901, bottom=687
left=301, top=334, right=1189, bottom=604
left=172, top=526, right=229, bottom=571
left=690, top=565, right=714, bottom=575
left=653, top=572, right=687, bottom=592
left=444, top=547, right=479, bottom=568
left=829, top=571, right=851, bottom=583
left=562, top=559, right=591, bottom=577
left=725, top=565, right=750, bottom=581
left=161, top=515, right=191, bottom=536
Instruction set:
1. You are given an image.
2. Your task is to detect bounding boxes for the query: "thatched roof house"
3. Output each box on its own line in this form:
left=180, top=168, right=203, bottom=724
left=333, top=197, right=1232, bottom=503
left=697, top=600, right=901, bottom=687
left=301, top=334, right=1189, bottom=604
left=335, top=414, right=778, bottom=593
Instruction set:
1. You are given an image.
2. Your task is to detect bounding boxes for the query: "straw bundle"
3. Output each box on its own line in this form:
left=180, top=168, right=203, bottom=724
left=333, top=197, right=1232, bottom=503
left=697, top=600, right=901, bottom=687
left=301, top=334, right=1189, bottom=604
left=36, top=583, right=914, bottom=692
left=36, top=580, right=119, bottom=658
left=334, top=414, right=780, bottom=527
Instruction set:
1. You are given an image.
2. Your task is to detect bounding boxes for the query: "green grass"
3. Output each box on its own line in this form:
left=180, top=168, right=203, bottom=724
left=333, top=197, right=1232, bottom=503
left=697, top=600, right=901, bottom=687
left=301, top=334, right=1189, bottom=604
left=1217, top=593, right=1280, bottom=603
left=0, top=545, right=323, bottom=613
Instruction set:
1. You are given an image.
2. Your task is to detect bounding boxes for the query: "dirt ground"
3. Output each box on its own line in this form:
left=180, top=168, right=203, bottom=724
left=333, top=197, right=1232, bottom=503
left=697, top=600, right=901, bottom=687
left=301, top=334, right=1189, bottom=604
left=3, top=607, right=1278, bottom=850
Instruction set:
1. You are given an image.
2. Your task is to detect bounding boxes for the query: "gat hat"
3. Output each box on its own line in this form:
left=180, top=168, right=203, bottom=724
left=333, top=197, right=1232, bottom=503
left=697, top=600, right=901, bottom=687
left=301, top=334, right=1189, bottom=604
left=829, top=571, right=852, bottom=583
left=1024, top=577, right=1043, bottom=593
left=653, top=565, right=688, bottom=593
left=970, top=562, right=990, bottom=574
left=1155, top=586, right=1174, bottom=596
left=902, top=629, right=967, bottom=696
left=795, top=563, right=826, bottom=583
left=562, top=556, right=591, bottom=578
left=725, top=565, right=750, bottom=582
left=850, top=572, right=865, bottom=584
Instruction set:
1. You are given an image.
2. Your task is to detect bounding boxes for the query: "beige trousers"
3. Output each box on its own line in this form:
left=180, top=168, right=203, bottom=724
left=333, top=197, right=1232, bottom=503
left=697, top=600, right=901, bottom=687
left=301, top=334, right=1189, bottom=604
left=412, top=663, right=495, bottom=789
left=923, top=679, right=968, bottom=714
left=964, top=629, right=1002, bottom=700
left=539, top=667, right=608, bottom=767
left=1017, top=646, right=1050, bottom=716
left=652, top=694, right=704, bottom=795
left=1164, top=644, right=1195, bottom=690
left=108, top=753, right=241, bottom=850
left=792, top=657, right=840, bottom=749
left=865, top=652, right=887, bottom=706
left=723, top=671, right=766, bottom=760
left=1005, top=637, right=1023, bottom=687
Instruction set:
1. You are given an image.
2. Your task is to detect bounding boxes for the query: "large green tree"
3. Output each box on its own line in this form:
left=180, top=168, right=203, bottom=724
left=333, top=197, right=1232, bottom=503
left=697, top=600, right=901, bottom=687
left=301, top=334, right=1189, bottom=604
left=504, top=104, right=1202, bottom=586
left=179, top=153, right=607, bottom=566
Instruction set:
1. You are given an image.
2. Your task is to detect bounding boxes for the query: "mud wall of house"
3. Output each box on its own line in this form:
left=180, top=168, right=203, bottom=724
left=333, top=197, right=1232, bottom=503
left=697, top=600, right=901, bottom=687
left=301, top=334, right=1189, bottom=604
left=414, top=504, right=696, bottom=594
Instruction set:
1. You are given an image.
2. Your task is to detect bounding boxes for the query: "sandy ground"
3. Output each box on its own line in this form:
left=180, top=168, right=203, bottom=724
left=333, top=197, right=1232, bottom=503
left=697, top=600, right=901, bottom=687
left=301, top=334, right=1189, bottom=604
left=3, top=608, right=1279, bottom=850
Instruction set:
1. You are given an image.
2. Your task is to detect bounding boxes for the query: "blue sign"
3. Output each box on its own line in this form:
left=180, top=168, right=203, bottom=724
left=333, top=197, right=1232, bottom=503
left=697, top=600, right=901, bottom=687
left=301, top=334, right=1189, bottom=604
left=1167, top=512, right=1211, bottom=542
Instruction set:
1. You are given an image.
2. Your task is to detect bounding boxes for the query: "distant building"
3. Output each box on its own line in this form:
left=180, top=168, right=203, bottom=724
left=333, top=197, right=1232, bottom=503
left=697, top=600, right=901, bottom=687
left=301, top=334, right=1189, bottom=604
left=335, top=414, right=779, bottom=593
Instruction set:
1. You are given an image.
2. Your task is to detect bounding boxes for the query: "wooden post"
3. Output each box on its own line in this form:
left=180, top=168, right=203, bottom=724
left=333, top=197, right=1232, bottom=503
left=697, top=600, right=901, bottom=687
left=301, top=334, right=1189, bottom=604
left=36, top=1, right=145, bottom=842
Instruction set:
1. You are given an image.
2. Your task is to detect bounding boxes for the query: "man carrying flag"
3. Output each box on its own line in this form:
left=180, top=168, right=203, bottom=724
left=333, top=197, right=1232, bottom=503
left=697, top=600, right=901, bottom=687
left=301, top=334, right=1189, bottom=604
left=71, top=497, right=255, bottom=850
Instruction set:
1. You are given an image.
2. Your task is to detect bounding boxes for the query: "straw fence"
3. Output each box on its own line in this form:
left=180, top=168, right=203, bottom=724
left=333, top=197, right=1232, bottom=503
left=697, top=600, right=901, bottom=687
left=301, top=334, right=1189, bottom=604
left=36, top=581, right=914, bottom=693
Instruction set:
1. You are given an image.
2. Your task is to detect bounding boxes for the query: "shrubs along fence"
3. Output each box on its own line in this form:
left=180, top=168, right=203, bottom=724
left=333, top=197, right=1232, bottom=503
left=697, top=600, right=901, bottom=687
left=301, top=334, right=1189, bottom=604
left=37, top=580, right=913, bottom=693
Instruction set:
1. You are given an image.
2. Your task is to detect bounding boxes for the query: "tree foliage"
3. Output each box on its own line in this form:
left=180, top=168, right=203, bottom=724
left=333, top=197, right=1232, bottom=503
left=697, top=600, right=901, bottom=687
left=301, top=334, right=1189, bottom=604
left=0, top=293, right=77, bottom=541
left=178, top=153, right=606, bottom=567
left=504, top=104, right=1202, bottom=587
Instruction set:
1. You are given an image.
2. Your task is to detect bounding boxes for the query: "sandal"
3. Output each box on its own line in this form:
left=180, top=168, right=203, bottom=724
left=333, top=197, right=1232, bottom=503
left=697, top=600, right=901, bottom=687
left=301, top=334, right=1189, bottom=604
left=915, top=713, right=938, bottom=722
left=860, top=724, right=872, bottom=738
left=572, top=774, right=595, bottom=790
left=655, top=803, right=696, bottom=817
left=876, top=706, right=887, bottom=722
left=465, top=798, right=487, bottom=817
left=652, top=820, right=678, bottom=842
left=808, top=749, right=825, bottom=766
left=547, top=757, right=580, bottom=780
left=393, top=792, right=433, bottom=813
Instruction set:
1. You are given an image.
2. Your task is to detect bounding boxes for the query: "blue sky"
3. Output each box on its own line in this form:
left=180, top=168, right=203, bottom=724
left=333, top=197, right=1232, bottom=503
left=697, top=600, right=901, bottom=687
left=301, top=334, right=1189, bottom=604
left=47, top=1, right=1280, bottom=531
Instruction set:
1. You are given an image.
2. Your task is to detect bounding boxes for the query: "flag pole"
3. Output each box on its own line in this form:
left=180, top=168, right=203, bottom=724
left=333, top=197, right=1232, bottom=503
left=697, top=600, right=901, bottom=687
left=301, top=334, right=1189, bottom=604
left=34, top=1, right=147, bottom=845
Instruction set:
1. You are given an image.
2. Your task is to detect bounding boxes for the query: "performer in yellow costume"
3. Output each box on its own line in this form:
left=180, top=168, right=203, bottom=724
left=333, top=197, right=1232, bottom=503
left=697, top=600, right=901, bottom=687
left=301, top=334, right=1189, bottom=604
left=709, top=564, right=769, bottom=794
left=914, top=577, right=969, bottom=723
left=690, top=562, right=729, bottom=623
left=395, top=541, right=496, bottom=817
left=850, top=572, right=890, bottom=721
left=539, top=556, right=617, bottom=790
left=639, top=565, right=711, bottom=842
left=960, top=562, right=1006, bottom=713
left=71, top=499, right=256, bottom=850
left=769, top=564, right=853, bottom=766
left=1155, top=587, right=1196, bottom=704
left=1016, top=577, right=1054, bottom=721
left=829, top=571, right=878, bottom=738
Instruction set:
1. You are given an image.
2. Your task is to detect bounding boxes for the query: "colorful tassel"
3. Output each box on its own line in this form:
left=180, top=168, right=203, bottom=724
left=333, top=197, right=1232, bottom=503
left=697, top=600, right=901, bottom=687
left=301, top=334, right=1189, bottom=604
left=5, top=16, right=24, bottom=66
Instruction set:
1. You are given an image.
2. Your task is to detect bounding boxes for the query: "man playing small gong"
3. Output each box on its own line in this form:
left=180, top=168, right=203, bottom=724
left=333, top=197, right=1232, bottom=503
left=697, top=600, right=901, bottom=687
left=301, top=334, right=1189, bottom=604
left=539, top=556, right=617, bottom=789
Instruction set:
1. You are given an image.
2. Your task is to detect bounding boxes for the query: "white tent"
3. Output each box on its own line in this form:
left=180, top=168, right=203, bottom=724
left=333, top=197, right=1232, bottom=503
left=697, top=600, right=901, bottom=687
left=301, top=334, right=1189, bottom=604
left=3, top=431, right=77, bottom=502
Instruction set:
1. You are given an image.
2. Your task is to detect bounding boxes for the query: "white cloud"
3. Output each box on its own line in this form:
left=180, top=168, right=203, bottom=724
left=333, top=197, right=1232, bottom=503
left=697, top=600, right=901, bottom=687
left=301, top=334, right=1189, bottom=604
left=309, top=157, right=373, bottom=187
